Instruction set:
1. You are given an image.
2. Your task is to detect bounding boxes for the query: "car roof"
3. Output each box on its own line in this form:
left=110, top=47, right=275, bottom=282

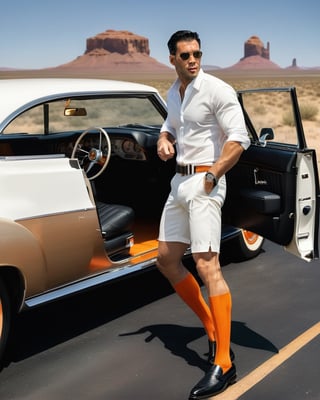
left=0, top=78, right=162, bottom=129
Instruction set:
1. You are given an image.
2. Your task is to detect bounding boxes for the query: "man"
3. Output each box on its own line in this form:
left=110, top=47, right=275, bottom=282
left=156, top=30, right=250, bottom=398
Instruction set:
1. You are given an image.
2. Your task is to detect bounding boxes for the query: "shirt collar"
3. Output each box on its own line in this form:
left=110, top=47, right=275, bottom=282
left=192, top=68, right=205, bottom=91
left=173, top=68, right=205, bottom=92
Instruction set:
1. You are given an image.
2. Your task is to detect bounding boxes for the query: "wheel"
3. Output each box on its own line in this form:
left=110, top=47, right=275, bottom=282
left=0, top=278, right=11, bottom=365
left=231, top=229, right=264, bottom=261
left=71, top=127, right=111, bottom=180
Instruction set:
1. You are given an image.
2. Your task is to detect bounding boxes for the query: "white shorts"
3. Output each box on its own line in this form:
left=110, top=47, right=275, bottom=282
left=158, top=173, right=227, bottom=253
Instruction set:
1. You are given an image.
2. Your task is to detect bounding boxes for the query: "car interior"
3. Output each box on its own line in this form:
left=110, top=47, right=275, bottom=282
left=0, top=123, right=174, bottom=262
left=1, top=86, right=318, bottom=263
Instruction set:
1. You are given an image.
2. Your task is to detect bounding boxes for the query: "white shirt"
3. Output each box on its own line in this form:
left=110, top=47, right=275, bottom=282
left=161, top=69, right=250, bottom=165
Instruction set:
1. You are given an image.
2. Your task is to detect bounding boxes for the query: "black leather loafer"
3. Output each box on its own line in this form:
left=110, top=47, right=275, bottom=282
left=207, top=340, right=235, bottom=364
left=189, top=363, right=236, bottom=399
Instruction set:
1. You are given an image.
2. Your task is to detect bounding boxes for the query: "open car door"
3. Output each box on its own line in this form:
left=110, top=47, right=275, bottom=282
left=223, top=87, right=319, bottom=262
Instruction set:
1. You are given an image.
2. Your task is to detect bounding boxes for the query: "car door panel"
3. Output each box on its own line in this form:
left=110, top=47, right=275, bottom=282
left=223, top=144, right=297, bottom=246
left=223, top=86, right=319, bottom=262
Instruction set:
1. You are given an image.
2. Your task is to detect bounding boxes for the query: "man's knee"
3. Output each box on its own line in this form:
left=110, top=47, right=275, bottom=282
left=195, top=253, right=220, bottom=278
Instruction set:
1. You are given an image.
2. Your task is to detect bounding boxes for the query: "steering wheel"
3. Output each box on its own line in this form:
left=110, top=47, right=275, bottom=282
left=71, top=127, right=111, bottom=180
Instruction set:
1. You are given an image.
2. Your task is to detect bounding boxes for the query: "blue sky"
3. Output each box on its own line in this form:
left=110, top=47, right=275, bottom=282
left=1, top=0, right=319, bottom=69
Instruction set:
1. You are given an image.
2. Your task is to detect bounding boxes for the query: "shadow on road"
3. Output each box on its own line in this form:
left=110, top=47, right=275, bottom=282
left=119, top=320, right=278, bottom=373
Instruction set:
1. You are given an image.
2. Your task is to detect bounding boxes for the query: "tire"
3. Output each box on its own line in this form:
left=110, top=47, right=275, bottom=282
left=231, top=229, right=264, bottom=261
left=0, top=278, right=11, bottom=366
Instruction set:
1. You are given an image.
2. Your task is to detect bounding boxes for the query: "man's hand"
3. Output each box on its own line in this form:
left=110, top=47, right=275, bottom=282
left=203, top=141, right=244, bottom=194
left=157, top=132, right=175, bottom=161
left=204, top=179, right=215, bottom=194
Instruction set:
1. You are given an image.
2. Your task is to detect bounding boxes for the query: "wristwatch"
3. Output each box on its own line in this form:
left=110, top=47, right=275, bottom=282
left=205, top=172, right=218, bottom=186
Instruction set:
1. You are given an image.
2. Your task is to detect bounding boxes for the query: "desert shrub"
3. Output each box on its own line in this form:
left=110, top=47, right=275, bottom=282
left=299, top=103, right=318, bottom=121
left=253, top=104, right=267, bottom=115
left=282, top=103, right=318, bottom=126
left=282, top=110, right=295, bottom=126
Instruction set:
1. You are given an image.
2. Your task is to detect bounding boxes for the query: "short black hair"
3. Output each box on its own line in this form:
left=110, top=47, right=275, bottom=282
left=167, top=30, right=201, bottom=55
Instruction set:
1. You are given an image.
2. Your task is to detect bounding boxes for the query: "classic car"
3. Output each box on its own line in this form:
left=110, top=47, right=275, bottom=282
left=0, top=78, right=318, bottom=366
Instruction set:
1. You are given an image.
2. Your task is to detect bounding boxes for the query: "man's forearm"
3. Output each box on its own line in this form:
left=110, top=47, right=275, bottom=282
left=210, top=141, right=244, bottom=179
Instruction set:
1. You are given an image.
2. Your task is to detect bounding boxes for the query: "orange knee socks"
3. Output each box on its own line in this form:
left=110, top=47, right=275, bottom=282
left=209, top=292, right=232, bottom=373
left=174, top=272, right=215, bottom=342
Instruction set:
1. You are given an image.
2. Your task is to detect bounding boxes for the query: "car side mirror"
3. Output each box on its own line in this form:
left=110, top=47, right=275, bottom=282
left=64, top=107, right=87, bottom=116
left=259, top=128, right=274, bottom=146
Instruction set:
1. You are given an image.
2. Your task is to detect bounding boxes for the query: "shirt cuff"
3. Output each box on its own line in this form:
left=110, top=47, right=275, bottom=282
left=226, top=133, right=251, bottom=150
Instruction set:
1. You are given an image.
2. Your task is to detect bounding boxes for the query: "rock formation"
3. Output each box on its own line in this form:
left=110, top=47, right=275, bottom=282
left=86, top=30, right=150, bottom=55
left=227, top=35, right=280, bottom=70
left=243, top=36, right=270, bottom=60
left=285, top=57, right=302, bottom=70
left=56, top=29, right=171, bottom=73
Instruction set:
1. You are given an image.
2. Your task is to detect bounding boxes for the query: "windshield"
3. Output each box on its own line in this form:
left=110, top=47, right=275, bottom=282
left=3, top=97, right=164, bottom=135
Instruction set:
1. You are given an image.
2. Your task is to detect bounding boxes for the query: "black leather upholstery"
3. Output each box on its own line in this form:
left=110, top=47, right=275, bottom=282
left=240, top=188, right=281, bottom=215
left=95, top=201, right=135, bottom=240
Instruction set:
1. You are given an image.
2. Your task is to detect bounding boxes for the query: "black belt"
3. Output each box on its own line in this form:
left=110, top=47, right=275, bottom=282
left=176, top=164, right=212, bottom=175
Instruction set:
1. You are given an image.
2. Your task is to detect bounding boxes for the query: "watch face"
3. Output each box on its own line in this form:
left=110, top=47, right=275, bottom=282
left=205, top=172, right=214, bottom=182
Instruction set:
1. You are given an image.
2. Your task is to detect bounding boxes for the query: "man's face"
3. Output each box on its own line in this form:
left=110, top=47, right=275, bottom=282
left=170, top=39, right=202, bottom=84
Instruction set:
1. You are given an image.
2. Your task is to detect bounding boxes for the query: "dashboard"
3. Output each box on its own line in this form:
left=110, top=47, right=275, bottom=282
left=55, top=135, right=147, bottom=161
left=111, top=138, right=146, bottom=160
left=49, top=124, right=163, bottom=162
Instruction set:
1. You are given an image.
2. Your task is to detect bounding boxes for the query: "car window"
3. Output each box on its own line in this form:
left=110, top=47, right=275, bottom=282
left=240, top=90, right=299, bottom=146
left=3, top=97, right=164, bottom=135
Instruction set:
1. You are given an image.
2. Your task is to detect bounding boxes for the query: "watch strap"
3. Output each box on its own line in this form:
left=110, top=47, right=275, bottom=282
left=205, top=172, right=218, bottom=185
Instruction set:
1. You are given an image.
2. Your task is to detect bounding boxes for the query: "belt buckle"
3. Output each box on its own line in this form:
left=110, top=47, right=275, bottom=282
left=176, top=164, right=195, bottom=175
left=183, top=164, right=194, bottom=175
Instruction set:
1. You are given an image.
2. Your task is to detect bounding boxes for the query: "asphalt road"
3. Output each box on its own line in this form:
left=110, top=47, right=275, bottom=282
left=0, top=239, right=319, bottom=400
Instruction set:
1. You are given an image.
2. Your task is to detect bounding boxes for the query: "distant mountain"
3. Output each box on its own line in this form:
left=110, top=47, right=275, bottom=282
left=0, top=67, right=19, bottom=71
left=226, top=55, right=281, bottom=70
left=285, top=65, right=320, bottom=70
left=50, top=29, right=172, bottom=73
left=202, top=65, right=221, bottom=71
left=223, top=36, right=280, bottom=70
left=1, top=32, right=319, bottom=72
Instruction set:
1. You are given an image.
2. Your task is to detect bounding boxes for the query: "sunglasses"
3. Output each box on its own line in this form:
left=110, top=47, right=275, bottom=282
left=179, top=51, right=203, bottom=61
